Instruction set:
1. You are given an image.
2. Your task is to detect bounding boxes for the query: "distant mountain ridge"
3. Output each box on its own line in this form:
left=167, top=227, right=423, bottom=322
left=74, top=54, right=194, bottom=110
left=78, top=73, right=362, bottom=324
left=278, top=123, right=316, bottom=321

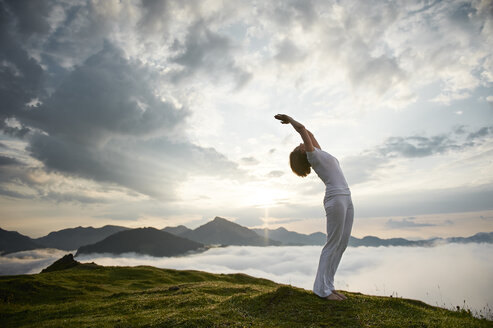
left=444, top=232, right=493, bottom=244
left=76, top=228, right=204, bottom=257
left=252, top=228, right=493, bottom=247
left=0, top=228, right=45, bottom=255
left=2, top=218, right=492, bottom=257
left=253, top=227, right=326, bottom=245
left=349, top=235, right=432, bottom=247
left=35, top=225, right=129, bottom=251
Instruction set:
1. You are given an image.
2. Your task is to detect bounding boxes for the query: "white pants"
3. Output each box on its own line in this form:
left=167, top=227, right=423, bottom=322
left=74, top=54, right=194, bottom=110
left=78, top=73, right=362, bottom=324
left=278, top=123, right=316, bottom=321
left=313, top=194, right=354, bottom=297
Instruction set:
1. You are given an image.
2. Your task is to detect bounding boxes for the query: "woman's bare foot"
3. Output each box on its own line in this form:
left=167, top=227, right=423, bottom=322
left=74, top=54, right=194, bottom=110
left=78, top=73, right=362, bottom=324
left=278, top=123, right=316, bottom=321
left=332, top=291, right=347, bottom=300
left=325, top=293, right=344, bottom=300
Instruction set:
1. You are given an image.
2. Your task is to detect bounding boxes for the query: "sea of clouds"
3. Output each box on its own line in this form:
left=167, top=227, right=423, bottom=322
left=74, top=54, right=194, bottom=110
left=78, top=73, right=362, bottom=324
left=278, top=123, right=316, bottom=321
left=1, top=244, right=492, bottom=318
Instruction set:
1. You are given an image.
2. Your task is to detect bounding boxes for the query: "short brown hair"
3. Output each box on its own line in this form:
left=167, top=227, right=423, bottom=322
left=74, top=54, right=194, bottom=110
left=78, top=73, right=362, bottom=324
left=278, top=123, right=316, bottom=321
left=290, top=148, right=311, bottom=177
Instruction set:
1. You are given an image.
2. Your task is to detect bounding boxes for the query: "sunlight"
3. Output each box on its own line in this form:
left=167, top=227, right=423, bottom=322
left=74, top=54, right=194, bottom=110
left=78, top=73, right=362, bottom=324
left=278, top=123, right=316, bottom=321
left=246, top=187, right=281, bottom=208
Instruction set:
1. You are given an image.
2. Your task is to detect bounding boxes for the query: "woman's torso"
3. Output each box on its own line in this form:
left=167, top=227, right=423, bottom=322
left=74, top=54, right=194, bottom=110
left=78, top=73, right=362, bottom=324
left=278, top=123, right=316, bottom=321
left=306, top=148, right=350, bottom=201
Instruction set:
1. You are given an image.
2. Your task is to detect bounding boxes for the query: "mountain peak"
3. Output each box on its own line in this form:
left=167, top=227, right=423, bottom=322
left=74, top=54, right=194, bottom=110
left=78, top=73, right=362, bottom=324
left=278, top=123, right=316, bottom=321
left=181, top=217, right=281, bottom=246
left=212, top=216, right=230, bottom=223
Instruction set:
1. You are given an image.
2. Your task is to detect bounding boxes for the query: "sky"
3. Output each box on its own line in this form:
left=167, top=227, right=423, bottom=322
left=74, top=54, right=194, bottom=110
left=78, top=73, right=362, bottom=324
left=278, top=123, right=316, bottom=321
left=0, top=0, right=493, bottom=238
left=2, top=244, right=492, bottom=318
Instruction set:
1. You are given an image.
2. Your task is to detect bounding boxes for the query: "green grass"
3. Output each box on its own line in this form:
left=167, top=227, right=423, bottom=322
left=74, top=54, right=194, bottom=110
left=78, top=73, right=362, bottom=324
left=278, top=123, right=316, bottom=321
left=0, top=265, right=491, bottom=327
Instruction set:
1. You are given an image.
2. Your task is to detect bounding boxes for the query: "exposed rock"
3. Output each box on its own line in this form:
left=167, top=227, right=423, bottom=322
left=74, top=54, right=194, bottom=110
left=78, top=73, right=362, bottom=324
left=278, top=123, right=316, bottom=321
left=41, top=254, right=80, bottom=273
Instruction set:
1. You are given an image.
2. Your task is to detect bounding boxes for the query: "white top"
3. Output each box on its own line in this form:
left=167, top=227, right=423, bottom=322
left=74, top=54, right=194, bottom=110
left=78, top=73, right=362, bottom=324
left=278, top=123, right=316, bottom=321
left=306, top=147, right=350, bottom=200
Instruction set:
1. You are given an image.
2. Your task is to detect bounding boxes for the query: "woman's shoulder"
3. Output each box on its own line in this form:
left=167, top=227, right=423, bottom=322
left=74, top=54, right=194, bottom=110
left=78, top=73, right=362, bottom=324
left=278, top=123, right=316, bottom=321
left=306, top=147, right=321, bottom=164
left=306, top=147, right=319, bottom=156
left=308, top=147, right=321, bottom=153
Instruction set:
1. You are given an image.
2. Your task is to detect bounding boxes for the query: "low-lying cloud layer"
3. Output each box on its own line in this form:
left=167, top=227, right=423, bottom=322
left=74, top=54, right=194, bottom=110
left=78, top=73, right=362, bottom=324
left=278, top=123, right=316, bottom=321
left=0, top=248, right=68, bottom=275
left=3, top=244, right=492, bottom=318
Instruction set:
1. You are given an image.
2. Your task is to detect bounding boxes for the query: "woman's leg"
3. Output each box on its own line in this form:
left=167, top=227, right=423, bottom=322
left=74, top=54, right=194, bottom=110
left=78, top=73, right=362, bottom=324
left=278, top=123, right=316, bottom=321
left=329, top=197, right=354, bottom=292
left=313, top=196, right=349, bottom=297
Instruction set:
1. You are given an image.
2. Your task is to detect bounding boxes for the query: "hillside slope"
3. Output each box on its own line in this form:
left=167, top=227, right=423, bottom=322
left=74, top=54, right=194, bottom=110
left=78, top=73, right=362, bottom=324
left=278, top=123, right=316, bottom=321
left=0, top=260, right=490, bottom=327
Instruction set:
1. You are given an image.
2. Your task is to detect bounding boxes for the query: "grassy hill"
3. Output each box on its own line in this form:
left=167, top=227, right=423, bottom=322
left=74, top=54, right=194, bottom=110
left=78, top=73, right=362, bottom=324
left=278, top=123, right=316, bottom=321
left=0, top=263, right=491, bottom=327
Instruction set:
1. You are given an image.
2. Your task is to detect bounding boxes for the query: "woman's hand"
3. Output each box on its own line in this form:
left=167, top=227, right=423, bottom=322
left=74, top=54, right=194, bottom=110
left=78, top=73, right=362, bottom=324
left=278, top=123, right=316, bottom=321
left=274, top=114, right=292, bottom=124
left=275, top=114, right=313, bottom=151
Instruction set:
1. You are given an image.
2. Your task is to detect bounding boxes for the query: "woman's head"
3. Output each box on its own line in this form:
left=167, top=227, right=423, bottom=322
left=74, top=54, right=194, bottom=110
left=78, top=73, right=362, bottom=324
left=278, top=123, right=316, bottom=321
left=290, top=144, right=311, bottom=177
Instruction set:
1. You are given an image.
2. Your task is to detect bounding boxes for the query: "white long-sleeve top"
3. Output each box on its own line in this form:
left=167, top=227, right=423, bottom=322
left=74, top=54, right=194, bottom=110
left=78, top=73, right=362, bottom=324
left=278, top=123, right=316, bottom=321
left=306, top=147, right=351, bottom=201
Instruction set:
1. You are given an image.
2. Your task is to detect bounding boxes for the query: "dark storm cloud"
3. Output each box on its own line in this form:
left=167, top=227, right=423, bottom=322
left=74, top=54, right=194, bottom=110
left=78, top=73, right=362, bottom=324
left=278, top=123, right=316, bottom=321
left=171, top=20, right=251, bottom=88
left=13, top=43, right=243, bottom=199
left=12, top=42, right=182, bottom=197
left=28, top=42, right=187, bottom=145
left=0, top=1, right=45, bottom=135
left=386, top=217, right=436, bottom=229
left=0, top=155, right=22, bottom=166
left=0, top=1, right=245, bottom=201
left=3, top=0, right=52, bottom=37
left=1, top=123, right=31, bottom=138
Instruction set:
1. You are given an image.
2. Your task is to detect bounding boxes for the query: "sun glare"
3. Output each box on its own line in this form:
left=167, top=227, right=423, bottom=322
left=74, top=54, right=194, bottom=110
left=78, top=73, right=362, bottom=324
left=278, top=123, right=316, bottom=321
left=247, top=187, right=282, bottom=208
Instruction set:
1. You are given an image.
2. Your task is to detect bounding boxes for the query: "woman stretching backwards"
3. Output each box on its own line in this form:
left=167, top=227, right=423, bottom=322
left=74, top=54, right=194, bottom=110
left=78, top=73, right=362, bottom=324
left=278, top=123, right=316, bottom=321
left=275, top=114, right=354, bottom=301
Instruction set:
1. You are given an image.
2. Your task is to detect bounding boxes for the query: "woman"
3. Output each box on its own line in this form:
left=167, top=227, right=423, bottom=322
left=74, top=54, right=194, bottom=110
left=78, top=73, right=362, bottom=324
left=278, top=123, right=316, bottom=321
left=274, top=114, right=354, bottom=301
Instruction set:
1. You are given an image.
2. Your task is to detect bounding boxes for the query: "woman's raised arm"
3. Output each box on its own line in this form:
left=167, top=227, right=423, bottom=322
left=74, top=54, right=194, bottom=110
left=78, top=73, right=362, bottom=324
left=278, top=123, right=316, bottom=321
left=274, top=114, right=314, bottom=152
